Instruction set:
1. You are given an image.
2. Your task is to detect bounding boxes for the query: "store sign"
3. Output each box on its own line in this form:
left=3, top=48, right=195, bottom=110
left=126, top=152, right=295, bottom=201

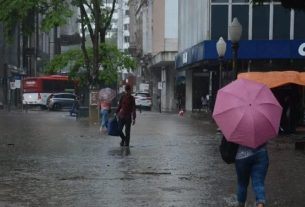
left=14, top=80, right=21, bottom=88
left=298, top=43, right=305, bottom=56
left=10, top=82, right=16, bottom=90
left=158, top=82, right=162, bottom=90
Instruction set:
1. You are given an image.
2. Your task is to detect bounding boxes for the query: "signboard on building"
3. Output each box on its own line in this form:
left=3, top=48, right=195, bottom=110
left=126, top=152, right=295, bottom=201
left=10, top=82, right=16, bottom=90
left=90, top=91, right=98, bottom=106
left=158, top=82, right=163, bottom=90
left=15, top=80, right=21, bottom=88
left=298, top=43, right=305, bottom=56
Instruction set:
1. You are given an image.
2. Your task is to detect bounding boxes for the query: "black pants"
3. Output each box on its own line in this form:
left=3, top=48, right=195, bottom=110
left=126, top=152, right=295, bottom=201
left=118, top=117, right=132, bottom=145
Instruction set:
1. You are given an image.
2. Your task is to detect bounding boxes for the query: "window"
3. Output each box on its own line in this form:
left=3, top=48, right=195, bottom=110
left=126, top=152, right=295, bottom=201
left=232, top=0, right=249, bottom=2
left=212, top=0, right=228, bottom=2
left=124, top=36, right=130, bottom=42
left=125, top=10, right=129, bottom=15
left=211, top=5, right=228, bottom=40
left=124, top=24, right=129, bottom=30
left=273, top=5, right=290, bottom=40
left=294, top=10, right=305, bottom=39
left=252, top=5, right=269, bottom=39
left=232, top=5, right=249, bottom=40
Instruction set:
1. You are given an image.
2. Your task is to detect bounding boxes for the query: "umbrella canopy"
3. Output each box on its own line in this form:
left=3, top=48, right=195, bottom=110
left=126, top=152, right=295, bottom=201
left=212, top=79, right=283, bottom=148
left=98, top=88, right=116, bottom=102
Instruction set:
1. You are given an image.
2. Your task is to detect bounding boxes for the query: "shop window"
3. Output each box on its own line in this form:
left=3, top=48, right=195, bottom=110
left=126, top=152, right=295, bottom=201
left=232, top=5, right=249, bottom=40
left=211, top=5, right=228, bottom=40
left=273, top=5, right=290, bottom=40
left=252, top=5, right=269, bottom=39
left=294, top=10, right=305, bottom=40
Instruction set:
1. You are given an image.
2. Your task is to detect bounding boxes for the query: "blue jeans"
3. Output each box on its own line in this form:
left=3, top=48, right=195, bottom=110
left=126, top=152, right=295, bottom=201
left=100, top=109, right=109, bottom=128
left=235, top=150, right=269, bottom=206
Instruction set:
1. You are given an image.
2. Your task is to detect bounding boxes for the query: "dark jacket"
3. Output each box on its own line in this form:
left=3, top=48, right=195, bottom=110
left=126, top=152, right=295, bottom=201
left=116, top=94, right=136, bottom=120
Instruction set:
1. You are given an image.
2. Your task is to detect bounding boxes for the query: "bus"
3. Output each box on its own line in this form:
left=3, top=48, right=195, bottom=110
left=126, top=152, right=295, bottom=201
left=22, top=75, right=77, bottom=108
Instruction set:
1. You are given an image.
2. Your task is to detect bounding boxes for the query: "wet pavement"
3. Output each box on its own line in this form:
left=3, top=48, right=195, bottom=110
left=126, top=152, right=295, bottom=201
left=0, top=109, right=304, bottom=207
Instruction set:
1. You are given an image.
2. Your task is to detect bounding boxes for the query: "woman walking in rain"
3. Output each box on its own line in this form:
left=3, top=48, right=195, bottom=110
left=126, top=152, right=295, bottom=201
left=212, top=79, right=283, bottom=207
left=99, top=100, right=111, bottom=133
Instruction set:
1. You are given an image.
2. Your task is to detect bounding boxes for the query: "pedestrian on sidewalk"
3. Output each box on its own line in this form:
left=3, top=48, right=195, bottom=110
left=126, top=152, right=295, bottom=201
left=69, top=97, right=80, bottom=116
left=201, top=95, right=208, bottom=112
left=99, top=100, right=111, bottom=133
left=235, top=144, right=269, bottom=207
left=116, top=84, right=136, bottom=147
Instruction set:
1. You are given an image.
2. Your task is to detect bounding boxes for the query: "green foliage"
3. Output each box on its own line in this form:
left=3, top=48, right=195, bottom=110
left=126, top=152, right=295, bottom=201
left=0, top=0, right=72, bottom=38
left=0, top=0, right=120, bottom=90
left=40, top=0, right=73, bottom=31
left=45, top=43, right=137, bottom=87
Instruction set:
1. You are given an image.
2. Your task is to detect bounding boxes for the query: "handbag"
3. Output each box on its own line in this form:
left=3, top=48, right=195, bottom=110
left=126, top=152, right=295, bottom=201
left=108, top=117, right=120, bottom=136
left=219, top=136, right=239, bottom=164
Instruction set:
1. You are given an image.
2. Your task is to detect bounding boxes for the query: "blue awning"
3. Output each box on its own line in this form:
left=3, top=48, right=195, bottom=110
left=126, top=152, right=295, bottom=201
left=176, top=40, right=305, bottom=69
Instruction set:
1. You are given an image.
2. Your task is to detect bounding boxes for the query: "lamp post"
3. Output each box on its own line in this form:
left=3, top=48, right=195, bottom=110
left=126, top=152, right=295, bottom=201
left=216, top=37, right=227, bottom=89
left=228, top=17, right=242, bottom=80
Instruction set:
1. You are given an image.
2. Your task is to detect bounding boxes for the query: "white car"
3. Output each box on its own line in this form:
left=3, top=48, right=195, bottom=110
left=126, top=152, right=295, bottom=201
left=133, top=92, right=152, bottom=110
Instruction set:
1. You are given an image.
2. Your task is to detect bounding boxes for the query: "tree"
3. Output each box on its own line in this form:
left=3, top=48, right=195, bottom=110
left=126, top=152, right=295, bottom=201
left=252, top=0, right=305, bottom=11
left=0, top=0, right=73, bottom=38
left=0, top=0, right=119, bottom=87
left=45, top=44, right=136, bottom=87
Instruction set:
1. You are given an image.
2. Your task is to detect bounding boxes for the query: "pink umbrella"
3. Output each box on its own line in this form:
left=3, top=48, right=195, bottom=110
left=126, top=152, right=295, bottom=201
left=212, top=79, right=283, bottom=148
left=98, top=87, right=116, bottom=102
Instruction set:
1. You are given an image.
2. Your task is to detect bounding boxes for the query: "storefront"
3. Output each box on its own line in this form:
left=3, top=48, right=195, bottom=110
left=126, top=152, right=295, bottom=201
left=175, top=40, right=305, bottom=112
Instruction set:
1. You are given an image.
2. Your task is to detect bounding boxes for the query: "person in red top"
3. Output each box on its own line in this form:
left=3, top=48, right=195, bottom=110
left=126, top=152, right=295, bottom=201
left=116, top=84, right=136, bottom=147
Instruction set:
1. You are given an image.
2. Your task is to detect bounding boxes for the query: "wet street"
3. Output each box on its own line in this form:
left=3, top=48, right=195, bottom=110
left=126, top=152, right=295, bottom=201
left=0, top=109, right=305, bottom=207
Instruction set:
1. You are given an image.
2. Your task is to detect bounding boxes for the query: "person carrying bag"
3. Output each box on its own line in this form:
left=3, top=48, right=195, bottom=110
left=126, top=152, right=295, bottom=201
left=116, top=84, right=136, bottom=147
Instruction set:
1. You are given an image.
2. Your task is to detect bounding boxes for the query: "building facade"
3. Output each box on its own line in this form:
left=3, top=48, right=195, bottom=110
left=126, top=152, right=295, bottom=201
left=129, top=0, right=178, bottom=112
left=176, top=0, right=305, bottom=112
left=116, top=0, right=130, bottom=52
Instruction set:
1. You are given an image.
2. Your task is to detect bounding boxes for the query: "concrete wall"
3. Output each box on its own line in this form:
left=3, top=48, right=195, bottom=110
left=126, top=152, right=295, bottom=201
left=152, top=0, right=178, bottom=54
left=165, top=65, right=176, bottom=111
left=178, top=0, right=210, bottom=52
left=142, top=2, right=153, bottom=54
left=185, top=69, right=193, bottom=111
left=152, top=0, right=165, bottom=55
left=164, top=0, right=178, bottom=51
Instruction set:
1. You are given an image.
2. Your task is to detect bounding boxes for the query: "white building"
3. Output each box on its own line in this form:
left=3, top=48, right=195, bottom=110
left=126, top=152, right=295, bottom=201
left=105, top=0, right=130, bottom=52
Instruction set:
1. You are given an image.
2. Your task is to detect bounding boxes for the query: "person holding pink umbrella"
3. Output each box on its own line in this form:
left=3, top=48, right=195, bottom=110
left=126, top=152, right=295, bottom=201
left=98, top=87, right=116, bottom=133
left=213, top=79, right=283, bottom=207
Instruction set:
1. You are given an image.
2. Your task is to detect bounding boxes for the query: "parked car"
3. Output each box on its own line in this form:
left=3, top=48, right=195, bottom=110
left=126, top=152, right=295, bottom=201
left=133, top=92, right=152, bottom=110
left=47, top=93, right=78, bottom=111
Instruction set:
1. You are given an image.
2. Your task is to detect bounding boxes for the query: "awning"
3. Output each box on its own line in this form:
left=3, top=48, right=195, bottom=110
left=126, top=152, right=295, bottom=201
left=238, top=71, right=305, bottom=88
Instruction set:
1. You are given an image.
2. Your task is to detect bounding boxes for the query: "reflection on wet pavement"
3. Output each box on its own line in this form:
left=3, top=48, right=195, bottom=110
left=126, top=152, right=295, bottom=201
left=0, top=110, right=304, bottom=206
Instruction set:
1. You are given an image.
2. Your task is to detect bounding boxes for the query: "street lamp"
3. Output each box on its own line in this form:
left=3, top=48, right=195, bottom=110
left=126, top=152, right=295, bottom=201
left=228, top=17, right=242, bottom=80
left=216, top=37, right=227, bottom=89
